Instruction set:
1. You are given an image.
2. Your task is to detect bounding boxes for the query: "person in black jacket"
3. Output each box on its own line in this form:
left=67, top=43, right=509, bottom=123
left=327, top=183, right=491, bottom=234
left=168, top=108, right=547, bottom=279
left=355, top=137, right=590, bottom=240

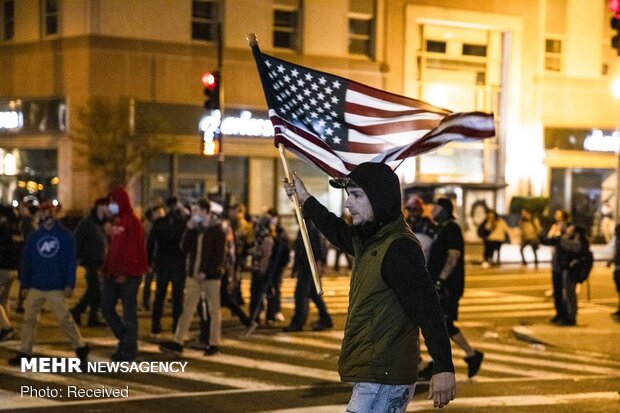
left=147, top=197, right=188, bottom=337
left=70, top=197, right=109, bottom=327
left=0, top=206, right=19, bottom=341
left=283, top=220, right=331, bottom=332
left=284, top=163, right=455, bottom=410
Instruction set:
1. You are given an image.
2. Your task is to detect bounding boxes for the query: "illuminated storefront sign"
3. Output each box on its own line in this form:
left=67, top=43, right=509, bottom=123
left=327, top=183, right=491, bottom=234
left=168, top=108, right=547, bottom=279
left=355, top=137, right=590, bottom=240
left=583, top=129, right=620, bottom=152
left=199, top=110, right=274, bottom=138
left=0, top=111, right=23, bottom=130
left=0, top=99, right=67, bottom=134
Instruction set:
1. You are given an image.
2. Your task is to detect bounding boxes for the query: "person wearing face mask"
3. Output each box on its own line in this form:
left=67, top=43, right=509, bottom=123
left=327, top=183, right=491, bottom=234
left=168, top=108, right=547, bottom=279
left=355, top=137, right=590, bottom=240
left=101, top=187, right=148, bottom=362
left=70, top=197, right=109, bottom=328
left=159, top=199, right=226, bottom=356
left=146, top=196, right=187, bottom=338
left=284, top=162, right=456, bottom=411
left=419, top=198, right=483, bottom=381
left=8, top=200, right=90, bottom=369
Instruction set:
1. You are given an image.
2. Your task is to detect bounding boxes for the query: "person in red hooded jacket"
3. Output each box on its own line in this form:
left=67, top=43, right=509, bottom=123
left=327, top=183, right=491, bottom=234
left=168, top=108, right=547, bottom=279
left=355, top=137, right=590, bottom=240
left=101, top=187, right=148, bottom=361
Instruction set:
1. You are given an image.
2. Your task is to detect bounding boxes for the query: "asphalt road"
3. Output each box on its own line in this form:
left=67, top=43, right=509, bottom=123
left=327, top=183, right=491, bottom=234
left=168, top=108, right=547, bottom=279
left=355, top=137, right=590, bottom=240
left=0, top=263, right=619, bottom=412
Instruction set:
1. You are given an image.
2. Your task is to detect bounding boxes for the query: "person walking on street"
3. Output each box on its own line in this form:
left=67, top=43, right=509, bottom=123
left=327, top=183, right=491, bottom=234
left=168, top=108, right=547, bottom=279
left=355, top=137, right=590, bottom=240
left=147, top=197, right=187, bottom=337
left=283, top=221, right=332, bottom=332
left=519, top=209, right=541, bottom=267
left=609, top=224, right=620, bottom=322
left=284, top=162, right=456, bottom=411
left=543, top=209, right=569, bottom=325
left=249, top=216, right=275, bottom=325
left=15, top=201, right=38, bottom=313
left=478, top=210, right=510, bottom=268
left=0, top=207, right=19, bottom=341
left=422, top=198, right=484, bottom=380
left=159, top=199, right=226, bottom=356
left=70, top=197, right=109, bottom=327
left=101, top=187, right=148, bottom=361
left=8, top=201, right=89, bottom=368
left=557, top=224, right=589, bottom=326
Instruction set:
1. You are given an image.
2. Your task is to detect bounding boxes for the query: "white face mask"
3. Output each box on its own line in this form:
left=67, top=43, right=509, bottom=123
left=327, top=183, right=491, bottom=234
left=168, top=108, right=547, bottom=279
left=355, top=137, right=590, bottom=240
left=108, top=202, right=120, bottom=215
left=191, top=214, right=202, bottom=224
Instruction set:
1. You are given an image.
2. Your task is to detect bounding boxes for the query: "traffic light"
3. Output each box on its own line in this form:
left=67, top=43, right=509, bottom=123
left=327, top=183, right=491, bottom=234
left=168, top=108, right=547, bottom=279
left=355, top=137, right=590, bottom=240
left=612, top=17, right=620, bottom=55
left=202, top=71, right=220, bottom=110
left=202, top=131, right=220, bottom=156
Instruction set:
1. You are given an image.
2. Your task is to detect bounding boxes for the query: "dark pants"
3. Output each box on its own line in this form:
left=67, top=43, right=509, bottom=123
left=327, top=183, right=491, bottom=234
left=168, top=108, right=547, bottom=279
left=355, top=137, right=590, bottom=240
left=101, top=276, right=141, bottom=359
left=72, top=263, right=102, bottom=323
left=561, top=269, right=577, bottom=323
left=151, top=257, right=185, bottom=334
left=266, top=269, right=284, bottom=321
left=221, top=275, right=250, bottom=326
left=142, top=272, right=154, bottom=309
left=483, top=241, right=502, bottom=264
left=552, top=269, right=566, bottom=320
left=520, top=241, right=539, bottom=266
left=250, top=270, right=267, bottom=322
left=290, top=265, right=331, bottom=328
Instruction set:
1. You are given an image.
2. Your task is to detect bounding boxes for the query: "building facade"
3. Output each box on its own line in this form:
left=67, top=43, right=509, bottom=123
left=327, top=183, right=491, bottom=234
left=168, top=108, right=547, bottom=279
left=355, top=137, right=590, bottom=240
left=0, top=0, right=618, bottom=238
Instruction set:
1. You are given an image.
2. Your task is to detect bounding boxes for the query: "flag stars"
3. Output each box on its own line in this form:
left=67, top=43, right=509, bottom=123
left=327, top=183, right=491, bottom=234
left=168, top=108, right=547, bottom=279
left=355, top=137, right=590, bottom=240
left=332, top=80, right=341, bottom=89
left=333, top=136, right=342, bottom=144
left=297, top=79, right=305, bottom=87
left=305, top=73, right=313, bottom=81
left=291, top=68, right=299, bottom=77
left=318, top=77, right=327, bottom=85
left=303, top=103, right=311, bottom=110
left=317, top=92, right=325, bottom=100
left=277, top=65, right=285, bottom=73
left=323, top=101, right=332, bottom=109
left=318, top=119, right=326, bottom=128
left=333, top=121, right=341, bottom=129
left=283, top=74, right=291, bottom=83
left=311, top=83, right=319, bottom=91
left=304, top=89, right=312, bottom=96
left=310, top=111, right=318, bottom=118
left=325, top=127, right=333, bottom=136
left=331, top=96, right=339, bottom=104
left=309, top=98, right=317, bottom=106
left=264, top=59, right=272, bottom=68
left=325, top=86, right=333, bottom=95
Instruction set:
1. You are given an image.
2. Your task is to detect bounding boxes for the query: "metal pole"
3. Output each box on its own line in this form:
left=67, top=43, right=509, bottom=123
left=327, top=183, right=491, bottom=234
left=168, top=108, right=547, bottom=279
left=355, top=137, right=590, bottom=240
left=216, top=0, right=225, bottom=199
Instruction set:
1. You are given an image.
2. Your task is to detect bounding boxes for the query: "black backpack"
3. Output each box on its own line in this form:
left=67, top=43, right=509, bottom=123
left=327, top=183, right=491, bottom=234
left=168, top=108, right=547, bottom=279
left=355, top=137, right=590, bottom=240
left=569, top=250, right=594, bottom=283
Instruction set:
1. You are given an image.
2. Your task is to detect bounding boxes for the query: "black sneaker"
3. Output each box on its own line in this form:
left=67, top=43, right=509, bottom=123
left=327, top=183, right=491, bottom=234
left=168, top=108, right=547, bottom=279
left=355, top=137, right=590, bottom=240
left=418, top=361, right=434, bottom=381
left=8, top=352, right=31, bottom=367
left=111, top=352, right=136, bottom=362
left=75, top=345, right=90, bottom=371
left=464, top=350, right=484, bottom=378
left=159, top=341, right=183, bottom=354
left=204, top=345, right=219, bottom=356
left=87, top=319, right=107, bottom=328
left=549, top=316, right=564, bottom=325
left=283, top=324, right=303, bottom=332
left=312, top=321, right=333, bottom=331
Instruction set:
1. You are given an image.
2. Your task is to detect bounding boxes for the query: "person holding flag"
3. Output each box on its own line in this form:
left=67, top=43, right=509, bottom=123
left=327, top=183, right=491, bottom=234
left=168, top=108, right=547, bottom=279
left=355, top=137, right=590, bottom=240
left=284, top=164, right=456, bottom=410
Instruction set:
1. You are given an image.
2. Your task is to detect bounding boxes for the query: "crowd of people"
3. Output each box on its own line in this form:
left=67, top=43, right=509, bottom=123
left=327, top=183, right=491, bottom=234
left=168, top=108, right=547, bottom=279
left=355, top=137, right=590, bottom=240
left=0, top=187, right=341, bottom=363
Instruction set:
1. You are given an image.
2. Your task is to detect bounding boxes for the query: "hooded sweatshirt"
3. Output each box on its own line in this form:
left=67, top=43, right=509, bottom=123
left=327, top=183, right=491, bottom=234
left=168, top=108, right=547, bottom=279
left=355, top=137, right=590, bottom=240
left=306, top=162, right=454, bottom=381
left=103, top=187, right=148, bottom=278
left=20, top=221, right=77, bottom=290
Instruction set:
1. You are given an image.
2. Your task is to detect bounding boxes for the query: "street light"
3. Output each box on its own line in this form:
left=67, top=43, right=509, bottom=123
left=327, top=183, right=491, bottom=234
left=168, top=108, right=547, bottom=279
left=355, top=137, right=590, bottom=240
left=612, top=76, right=620, bottom=219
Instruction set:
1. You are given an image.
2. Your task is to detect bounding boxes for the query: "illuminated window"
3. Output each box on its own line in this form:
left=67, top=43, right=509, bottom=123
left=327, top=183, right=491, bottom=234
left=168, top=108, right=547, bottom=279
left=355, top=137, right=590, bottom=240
left=545, top=38, right=562, bottom=73
left=2, top=0, right=14, bottom=40
left=273, top=0, right=300, bottom=51
left=348, top=0, right=375, bottom=58
left=192, top=0, right=220, bottom=42
left=43, top=0, right=59, bottom=36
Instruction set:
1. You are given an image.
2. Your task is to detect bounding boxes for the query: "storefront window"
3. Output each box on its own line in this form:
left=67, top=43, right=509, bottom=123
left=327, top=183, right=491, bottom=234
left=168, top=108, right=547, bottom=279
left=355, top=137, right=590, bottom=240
left=4, top=149, right=58, bottom=204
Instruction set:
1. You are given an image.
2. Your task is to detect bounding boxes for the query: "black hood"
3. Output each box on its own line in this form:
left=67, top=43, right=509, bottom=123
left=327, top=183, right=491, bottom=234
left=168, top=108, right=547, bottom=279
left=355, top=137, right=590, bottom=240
left=330, top=162, right=402, bottom=227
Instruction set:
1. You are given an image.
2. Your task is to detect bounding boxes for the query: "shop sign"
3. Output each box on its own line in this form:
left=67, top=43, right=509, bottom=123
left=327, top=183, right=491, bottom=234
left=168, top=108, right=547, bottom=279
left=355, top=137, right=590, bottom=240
left=583, top=129, right=620, bottom=152
left=0, top=99, right=67, bottom=135
left=199, top=110, right=274, bottom=138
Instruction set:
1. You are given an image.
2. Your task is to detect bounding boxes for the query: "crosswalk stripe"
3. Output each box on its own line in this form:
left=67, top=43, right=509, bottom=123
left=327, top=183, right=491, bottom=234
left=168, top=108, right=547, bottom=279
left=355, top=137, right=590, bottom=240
left=0, top=389, right=60, bottom=410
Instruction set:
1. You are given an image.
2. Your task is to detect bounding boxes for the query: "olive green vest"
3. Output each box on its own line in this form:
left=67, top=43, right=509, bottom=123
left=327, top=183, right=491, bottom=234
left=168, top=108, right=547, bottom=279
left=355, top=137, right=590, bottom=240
left=338, top=216, right=420, bottom=385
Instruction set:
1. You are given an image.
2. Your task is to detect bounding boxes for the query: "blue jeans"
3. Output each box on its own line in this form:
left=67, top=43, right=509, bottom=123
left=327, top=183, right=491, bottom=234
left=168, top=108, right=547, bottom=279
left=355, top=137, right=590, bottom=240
left=346, top=382, right=416, bottom=413
left=101, top=276, right=141, bottom=358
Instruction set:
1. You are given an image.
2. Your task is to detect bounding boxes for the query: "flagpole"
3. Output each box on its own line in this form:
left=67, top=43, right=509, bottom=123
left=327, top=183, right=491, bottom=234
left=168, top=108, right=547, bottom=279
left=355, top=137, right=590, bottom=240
left=247, top=33, right=323, bottom=296
left=278, top=144, right=323, bottom=296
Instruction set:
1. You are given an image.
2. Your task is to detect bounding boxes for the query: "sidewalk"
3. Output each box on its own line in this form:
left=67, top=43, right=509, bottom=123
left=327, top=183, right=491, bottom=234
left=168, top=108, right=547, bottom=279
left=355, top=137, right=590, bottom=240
left=464, top=242, right=613, bottom=265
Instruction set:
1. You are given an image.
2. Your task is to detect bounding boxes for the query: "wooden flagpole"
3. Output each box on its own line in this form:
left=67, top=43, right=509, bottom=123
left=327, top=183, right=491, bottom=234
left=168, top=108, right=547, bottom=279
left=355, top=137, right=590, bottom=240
left=247, top=32, right=322, bottom=296
left=278, top=144, right=323, bottom=296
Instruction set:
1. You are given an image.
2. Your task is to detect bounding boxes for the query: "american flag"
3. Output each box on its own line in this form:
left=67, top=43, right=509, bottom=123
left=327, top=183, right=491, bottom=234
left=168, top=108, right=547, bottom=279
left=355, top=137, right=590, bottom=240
left=251, top=44, right=496, bottom=177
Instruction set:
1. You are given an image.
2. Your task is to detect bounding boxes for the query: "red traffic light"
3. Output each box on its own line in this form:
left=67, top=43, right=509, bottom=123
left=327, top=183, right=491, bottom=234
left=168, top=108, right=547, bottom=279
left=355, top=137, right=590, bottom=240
left=201, top=72, right=217, bottom=90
